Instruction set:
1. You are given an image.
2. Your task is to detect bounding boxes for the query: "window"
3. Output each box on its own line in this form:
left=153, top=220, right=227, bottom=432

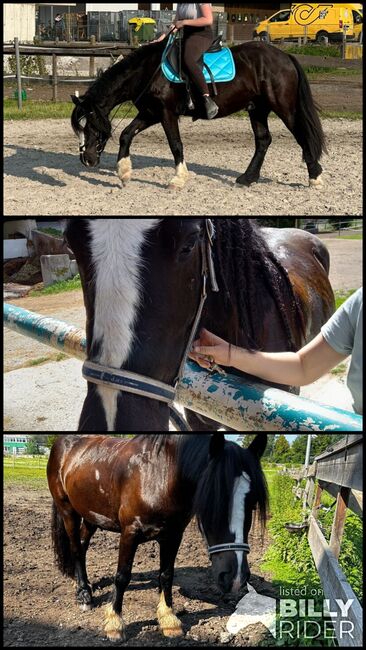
left=270, top=11, right=291, bottom=23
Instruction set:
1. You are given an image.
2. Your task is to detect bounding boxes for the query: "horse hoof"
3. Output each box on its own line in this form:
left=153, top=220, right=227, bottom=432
left=309, top=174, right=324, bottom=189
left=106, top=630, right=126, bottom=642
left=117, top=157, right=132, bottom=185
left=236, top=175, right=255, bottom=187
left=162, top=627, right=184, bottom=638
left=79, top=603, right=92, bottom=612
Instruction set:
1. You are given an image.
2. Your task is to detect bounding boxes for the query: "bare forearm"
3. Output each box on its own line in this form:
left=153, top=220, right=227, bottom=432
left=231, top=348, right=310, bottom=387
left=183, top=17, right=213, bottom=27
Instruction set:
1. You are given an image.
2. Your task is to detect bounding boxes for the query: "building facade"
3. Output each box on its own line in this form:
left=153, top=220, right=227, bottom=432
left=3, top=434, right=31, bottom=455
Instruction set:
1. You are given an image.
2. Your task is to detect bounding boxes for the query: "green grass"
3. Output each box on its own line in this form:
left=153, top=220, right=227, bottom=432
left=305, top=65, right=361, bottom=75
left=334, top=289, right=358, bottom=310
left=4, top=455, right=48, bottom=487
left=29, top=274, right=82, bottom=296
left=4, top=98, right=74, bottom=120
left=338, top=233, right=363, bottom=240
left=284, top=44, right=341, bottom=58
left=4, top=98, right=137, bottom=121
left=38, top=227, right=63, bottom=237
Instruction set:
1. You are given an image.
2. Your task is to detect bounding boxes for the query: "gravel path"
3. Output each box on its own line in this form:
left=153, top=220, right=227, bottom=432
left=4, top=117, right=362, bottom=216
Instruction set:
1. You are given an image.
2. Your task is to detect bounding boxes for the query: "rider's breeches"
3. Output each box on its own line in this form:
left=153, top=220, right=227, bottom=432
left=182, top=26, right=214, bottom=95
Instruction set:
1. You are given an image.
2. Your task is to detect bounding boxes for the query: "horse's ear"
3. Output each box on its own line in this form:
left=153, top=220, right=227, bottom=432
left=209, top=433, right=225, bottom=459
left=248, top=434, right=267, bottom=459
left=71, top=94, right=83, bottom=105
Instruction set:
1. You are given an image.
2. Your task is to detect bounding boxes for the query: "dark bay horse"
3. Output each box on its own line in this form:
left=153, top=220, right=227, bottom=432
left=64, top=218, right=335, bottom=432
left=71, top=38, right=326, bottom=189
left=47, top=433, right=268, bottom=640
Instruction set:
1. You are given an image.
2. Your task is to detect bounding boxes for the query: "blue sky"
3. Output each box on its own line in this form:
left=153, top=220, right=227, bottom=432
left=227, top=434, right=298, bottom=444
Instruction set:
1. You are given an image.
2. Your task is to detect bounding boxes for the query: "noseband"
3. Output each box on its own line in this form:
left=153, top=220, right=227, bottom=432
left=78, top=113, right=108, bottom=158
left=82, top=220, right=219, bottom=429
left=208, top=543, right=250, bottom=556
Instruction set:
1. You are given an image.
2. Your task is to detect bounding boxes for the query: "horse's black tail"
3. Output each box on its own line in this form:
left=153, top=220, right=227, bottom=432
left=289, top=54, right=328, bottom=161
left=51, top=502, right=75, bottom=578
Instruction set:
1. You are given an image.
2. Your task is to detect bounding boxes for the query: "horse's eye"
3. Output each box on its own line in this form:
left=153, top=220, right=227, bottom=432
left=180, top=236, right=198, bottom=257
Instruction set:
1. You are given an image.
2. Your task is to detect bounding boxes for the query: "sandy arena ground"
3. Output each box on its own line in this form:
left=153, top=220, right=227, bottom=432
left=4, top=117, right=362, bottom=216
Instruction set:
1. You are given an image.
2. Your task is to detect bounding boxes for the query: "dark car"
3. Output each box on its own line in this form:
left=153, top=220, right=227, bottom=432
left=304, top=222, right=319, bottom=234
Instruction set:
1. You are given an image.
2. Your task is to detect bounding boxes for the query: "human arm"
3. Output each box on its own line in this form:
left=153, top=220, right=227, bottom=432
left=174, top=4, right=214, bottom=30
left=190, top=329, right=348, bottom=387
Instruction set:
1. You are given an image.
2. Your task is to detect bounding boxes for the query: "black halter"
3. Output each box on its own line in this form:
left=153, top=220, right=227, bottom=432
left=208, top=543, right=251, bottom=556
left=82, top=220, right=219, bottom=426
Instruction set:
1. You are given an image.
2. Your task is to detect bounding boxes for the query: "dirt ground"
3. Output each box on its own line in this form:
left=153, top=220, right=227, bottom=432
left=4, top=113, right=362, bottom=216
left=4, top=484, right=275, bottom=647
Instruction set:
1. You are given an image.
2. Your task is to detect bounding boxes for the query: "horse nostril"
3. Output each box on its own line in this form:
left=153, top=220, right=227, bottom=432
left=218, top=571, right=232, bottom=593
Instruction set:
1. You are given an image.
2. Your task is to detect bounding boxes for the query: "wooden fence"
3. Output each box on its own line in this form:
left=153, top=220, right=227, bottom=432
left=290, top=434, right=363, bottom=647
left=4, top=40, right=134, bottom=107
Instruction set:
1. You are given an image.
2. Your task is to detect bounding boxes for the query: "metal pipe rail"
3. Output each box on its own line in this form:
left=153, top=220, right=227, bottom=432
left=4, top=303, right=363, bottom=432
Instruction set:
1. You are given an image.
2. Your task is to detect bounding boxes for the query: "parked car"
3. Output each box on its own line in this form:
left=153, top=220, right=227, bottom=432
left=304, top=222, right=319, bottom=234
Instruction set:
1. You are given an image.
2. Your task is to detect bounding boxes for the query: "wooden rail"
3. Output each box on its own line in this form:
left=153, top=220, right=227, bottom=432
left=290, top=435, right=363, bottom=647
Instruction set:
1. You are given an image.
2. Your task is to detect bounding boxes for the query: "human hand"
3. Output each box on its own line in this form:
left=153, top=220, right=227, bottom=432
left=174, top=20, right=186, bottom=30
left=189, top=329, right=233, bottom=369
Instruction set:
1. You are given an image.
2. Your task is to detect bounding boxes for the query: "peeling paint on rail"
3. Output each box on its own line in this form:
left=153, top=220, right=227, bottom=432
left=4, top=303, right=363, bottom=432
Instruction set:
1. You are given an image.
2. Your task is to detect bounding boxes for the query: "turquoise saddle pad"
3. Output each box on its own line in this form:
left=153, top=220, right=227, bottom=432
left=161, top=37, right=236, bottom=84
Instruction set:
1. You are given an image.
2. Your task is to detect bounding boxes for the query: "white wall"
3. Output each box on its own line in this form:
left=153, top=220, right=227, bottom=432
left=3, top=3, right=36, bottom=43
left=86, top=3, right=178, bottom=11
left=86, top=3, right=138, bottom=11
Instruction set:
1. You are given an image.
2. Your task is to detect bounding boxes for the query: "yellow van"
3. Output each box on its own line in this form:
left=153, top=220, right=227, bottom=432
left=349, top=4, right=363, bottom=41
left=253, top=3, right=362, bottom=43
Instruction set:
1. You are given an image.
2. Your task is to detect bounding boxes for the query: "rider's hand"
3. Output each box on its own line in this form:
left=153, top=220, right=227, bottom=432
left=174, top=20, right=186, bottom=30
left=189, top=329, right=233, bottom=369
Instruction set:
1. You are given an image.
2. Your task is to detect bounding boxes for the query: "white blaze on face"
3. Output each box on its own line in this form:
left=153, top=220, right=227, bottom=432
left=88, top=219, right=162, bottom=431
left=230, top=471, right=251, bottom=592
left=79, top=117, right=86, bottom=150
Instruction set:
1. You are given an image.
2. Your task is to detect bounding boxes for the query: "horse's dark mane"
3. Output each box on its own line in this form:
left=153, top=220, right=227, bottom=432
left=193, top=441, right=268, bottom=535
left=213, top=219, right=305, bottom=351
left=136, top=435, right=268, bottom=534
left=86, top=40, right=164, bottom=102
left=71, top=40, right=165, bottom=137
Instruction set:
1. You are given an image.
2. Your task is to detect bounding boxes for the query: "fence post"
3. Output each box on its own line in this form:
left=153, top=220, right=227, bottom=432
left=329, top=486, right=350, bottom=559
left=304, top=26, right=308, bottom=45
left=312, top=483, right=323, bottom=519
left=52, top=53, right=58, bottom=102
left=89, top=35, right=96, bottom=77
left=14, top=37, right=23, bottom=110
left=342, top=26, right=347, bottom=59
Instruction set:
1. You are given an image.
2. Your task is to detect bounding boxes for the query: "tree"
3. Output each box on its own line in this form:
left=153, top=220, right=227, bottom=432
left=273, top=434, right=291, bottom=462
left=259, top=219, right=298, bottom=228
left=290, top=435, right=310, bottom=464
left=26, top=435, right=42, bottom=455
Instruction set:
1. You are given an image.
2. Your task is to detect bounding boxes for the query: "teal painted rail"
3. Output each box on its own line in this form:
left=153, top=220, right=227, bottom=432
left=4, top=303, right=363, bottom=432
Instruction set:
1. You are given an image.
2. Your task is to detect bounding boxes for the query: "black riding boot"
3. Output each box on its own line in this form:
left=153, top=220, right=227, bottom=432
left=203, top=95, right=219, bottom=119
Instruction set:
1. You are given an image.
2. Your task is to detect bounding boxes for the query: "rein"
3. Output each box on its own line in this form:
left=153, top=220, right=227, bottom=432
left=82, top=219, right=219, bottom=430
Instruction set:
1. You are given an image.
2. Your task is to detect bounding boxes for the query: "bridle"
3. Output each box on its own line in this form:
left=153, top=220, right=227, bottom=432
left=82, top=219, right=219, bottom=430
left=77, top=113, right=109, bottom=161
left=208, top=542, right=250, bottom=556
